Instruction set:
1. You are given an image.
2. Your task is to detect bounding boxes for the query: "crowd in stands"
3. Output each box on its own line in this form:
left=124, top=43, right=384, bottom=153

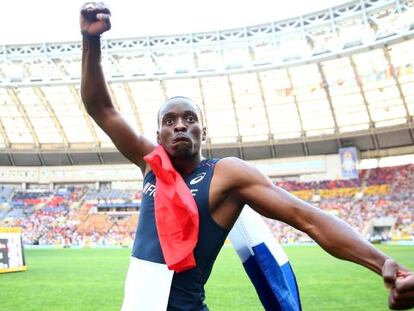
left=0, top=186, right=139, bottom=247
left=0, top=164, right=413, bottom=246
left=266, top=164, right=414, bottom=243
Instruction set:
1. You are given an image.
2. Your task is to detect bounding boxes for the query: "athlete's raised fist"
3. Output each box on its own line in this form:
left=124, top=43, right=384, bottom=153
left=80, top=2, right=111, bottom=37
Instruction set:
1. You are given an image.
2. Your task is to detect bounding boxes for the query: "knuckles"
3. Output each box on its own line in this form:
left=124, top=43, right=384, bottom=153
left=80, top=2, right=111, bottom=22
left=81, top=10, right=100, bottom=22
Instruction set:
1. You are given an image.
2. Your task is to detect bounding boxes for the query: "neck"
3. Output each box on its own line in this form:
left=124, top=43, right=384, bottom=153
left=170, top=153, right=203, bottom=176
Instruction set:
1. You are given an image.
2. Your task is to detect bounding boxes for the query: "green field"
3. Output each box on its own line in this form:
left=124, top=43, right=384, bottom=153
left=1, top=245, right=413, bottom=311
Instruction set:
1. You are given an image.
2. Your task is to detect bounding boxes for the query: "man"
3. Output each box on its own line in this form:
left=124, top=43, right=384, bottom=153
left=80, top=2, right=414, bottom=310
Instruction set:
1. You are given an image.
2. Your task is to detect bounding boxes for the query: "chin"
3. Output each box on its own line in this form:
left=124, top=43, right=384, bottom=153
left=168, top=144, right=198, bottom=159
left=171, top=148, right=194, bottom=158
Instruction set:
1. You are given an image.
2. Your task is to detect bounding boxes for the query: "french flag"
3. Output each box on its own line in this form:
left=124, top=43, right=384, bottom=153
left=121, top=257, right=174, bottom=310
left=229, top=206, right=302, bottom=311
left=121, top=205, right=302, bottom=311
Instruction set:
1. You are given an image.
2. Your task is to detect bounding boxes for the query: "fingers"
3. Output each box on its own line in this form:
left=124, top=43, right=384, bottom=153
left=96, top=13, right=111, bottom=21
left=389, top=289, right=414, bottom=310
left=397, top=270, right=411, bottom=278
left=80, top=2, right=111, bottom=22
left=396, top=275, right=414, bottom=295
left=389, top=300, right=414, bottom=310
left=388, top=274, right=414, bottom=310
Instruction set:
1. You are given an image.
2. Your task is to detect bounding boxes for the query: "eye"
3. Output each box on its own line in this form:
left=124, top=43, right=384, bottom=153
left=186, top=115, right=196, bottom=123
left=164, top=118, right=174, bottom=126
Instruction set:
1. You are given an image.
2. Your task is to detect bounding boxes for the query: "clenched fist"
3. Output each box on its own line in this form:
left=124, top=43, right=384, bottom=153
left=80, top=2, right=111, bottom=37
left=383, top=259, right=414, bottom=310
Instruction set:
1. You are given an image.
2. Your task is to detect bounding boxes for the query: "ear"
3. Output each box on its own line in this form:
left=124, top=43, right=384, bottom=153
left=156, top=130, right=161, bottom=144
left=202, top=127, right=207, bottom=141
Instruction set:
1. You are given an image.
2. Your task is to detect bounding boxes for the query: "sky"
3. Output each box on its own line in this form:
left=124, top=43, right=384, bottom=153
left=0, top=0, right=349, bottom=44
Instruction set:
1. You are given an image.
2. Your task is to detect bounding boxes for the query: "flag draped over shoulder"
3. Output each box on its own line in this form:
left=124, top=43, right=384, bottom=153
left=229, top=206, right=302, bottom=311
left=144, top=145, right=199, bottom=272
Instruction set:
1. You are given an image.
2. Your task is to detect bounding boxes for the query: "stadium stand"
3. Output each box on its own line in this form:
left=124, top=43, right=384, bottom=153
left=0, top=186, right=140, bottom=246
left=0, top=164, right=413, bottom=246
left=266, top=164, right=414, bottom=244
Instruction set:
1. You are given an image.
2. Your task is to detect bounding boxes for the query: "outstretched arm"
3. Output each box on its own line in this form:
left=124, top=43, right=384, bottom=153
left=80, top=2, right=155, bottom=172
left=220, top=157, right=414, bottom=309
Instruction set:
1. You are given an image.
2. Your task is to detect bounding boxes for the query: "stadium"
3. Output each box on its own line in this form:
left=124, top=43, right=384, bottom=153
left=1, top=0, right=414, bottom=310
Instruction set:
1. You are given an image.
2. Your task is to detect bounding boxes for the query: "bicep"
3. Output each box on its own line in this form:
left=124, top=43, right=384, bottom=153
left=240, top=182, right=313, bottom=230
left=94, top=108, right=156, bottom=170
left=232, top=161, right=316, bottom=231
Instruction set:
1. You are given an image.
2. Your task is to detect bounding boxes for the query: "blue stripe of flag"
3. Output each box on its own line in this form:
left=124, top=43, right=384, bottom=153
left=243, top=242, right=301, bottom=311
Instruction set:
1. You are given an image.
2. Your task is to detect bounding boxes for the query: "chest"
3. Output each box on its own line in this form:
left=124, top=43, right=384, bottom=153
left=141, top=170, right=211, bottom=209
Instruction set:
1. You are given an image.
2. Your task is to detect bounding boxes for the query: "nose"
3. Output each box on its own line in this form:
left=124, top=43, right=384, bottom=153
left=174, top=118, right=187, bottom=132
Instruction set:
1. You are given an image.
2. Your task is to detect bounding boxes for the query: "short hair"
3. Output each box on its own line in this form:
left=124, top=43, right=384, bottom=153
left=157, top=96, right=204, bottom=127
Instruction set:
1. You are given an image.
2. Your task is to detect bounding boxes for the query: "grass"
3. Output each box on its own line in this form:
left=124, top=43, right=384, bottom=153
left=0, top=245, right=413, bottom=311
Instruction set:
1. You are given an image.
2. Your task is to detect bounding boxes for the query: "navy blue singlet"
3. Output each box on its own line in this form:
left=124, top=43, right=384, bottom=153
left=132, top=159, right=229, bottom=311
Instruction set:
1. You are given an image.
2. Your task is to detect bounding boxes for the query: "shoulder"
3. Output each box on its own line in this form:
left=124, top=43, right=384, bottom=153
left=215, top=156, right=243, bottom=167
left=216, top=157, right=259, bottom=173
left=210, top=157, right=276, bottom=211
left=213, top=157, right=269, bottom=189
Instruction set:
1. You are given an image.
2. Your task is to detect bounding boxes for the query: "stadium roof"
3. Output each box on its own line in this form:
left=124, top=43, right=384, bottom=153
left=0, top=0, right=414, bottom=166
left=0, top=0, right=349, bottom=44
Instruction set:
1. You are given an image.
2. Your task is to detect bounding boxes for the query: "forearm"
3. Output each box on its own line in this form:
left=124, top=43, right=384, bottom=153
left=251, top=183, right=390, bottom=275
left=305, top=208, right=388, bottom=275
left=81, top=36, right=113, bottom=119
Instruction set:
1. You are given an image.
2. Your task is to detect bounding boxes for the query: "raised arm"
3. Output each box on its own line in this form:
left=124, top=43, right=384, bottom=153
left=80, top=2, right=155, bottom=172
left=219, top=157, right=414, bottom=310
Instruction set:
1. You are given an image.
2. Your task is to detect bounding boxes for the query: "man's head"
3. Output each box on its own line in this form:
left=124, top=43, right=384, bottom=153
left=157, top=96, right=206, bottom=159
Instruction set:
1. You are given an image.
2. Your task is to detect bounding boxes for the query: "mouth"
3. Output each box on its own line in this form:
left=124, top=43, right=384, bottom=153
left=172, top=135, right=192, bottom=144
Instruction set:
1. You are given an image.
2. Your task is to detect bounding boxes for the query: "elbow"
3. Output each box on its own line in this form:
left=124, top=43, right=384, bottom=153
left=290, top=204, right=316, bottom=235
left=80, top=91, right=92, bottom=114
left=83, top=102, right=96, bottom=117
left=295, top=208, right=329, bottom=241
left=82, top=99, right=97, bottom=118
left=301, top=220, right=319, bottom=239
left=80, top=92, right=100, bottom=118
left=82, top=99, right=106, bottom=124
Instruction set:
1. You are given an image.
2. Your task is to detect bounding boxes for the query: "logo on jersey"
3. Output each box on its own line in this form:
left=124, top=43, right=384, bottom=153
left=143, top=182, right=156, bottom=197
left=143, top=181, right=199, bottom=197
left=190, top=172, right=206, bottom=185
